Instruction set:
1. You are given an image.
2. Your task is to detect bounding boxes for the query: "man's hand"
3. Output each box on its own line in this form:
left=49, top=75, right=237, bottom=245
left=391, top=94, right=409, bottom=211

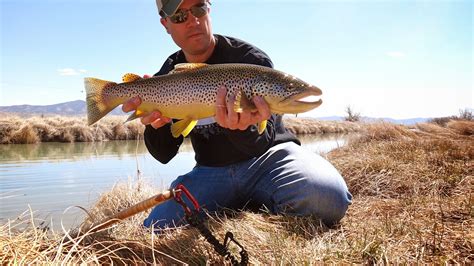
left=215, top=85, right=271, bottom=131
left=121, top=75, right=171, bottom=129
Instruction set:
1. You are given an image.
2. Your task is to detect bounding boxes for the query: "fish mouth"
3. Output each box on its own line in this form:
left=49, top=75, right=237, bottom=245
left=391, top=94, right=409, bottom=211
left=278, top=85, right=323, bottom=113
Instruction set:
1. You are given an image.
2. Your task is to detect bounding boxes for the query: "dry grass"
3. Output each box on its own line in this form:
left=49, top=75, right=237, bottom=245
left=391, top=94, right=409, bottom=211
left=0, top=115, right=362, bottom=144
left=284, top=117, right=362, bottom=134
left=1, top=120, right=473, bottom=264
left=329, top=120, right=473, bottom=263
left=0, top=115, right=144, bottom=144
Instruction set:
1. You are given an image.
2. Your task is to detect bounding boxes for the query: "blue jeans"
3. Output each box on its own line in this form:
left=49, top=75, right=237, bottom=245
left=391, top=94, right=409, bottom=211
left=143, top=142, right=352, bottom=228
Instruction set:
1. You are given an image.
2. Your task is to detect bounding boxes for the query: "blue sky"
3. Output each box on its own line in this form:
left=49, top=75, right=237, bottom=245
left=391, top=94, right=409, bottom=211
left=1, top=0, right=472, bottom=119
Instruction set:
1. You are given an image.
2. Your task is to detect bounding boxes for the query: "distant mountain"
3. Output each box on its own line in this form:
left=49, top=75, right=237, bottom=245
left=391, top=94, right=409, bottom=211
left=315, top=116, right=344, bottom=121
left=0, top=100, right=432, bottom=124
left=0, top=100, right=125, bottom=116
left=361, top=116, right=430, bottom=125
left=303, top=115, right=429, bottom=125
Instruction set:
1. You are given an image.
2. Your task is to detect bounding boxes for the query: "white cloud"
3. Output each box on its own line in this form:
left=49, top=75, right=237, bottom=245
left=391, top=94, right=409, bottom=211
left=386, top=51, right=406, bottom=58
left=57, top=68, right=87, bottom=76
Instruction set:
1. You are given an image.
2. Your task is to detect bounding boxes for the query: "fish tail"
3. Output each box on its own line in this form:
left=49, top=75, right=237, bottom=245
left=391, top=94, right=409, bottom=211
left=85, top=77, right=119, bottom=125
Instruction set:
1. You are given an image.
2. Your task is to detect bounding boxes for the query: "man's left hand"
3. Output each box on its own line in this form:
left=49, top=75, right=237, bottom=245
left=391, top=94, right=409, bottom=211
left=214, top=85, right=271, bottom=131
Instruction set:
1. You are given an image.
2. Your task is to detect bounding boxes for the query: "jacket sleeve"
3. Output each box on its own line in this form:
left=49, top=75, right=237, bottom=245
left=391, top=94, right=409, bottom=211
left=144, top=121, right=184, bottom=164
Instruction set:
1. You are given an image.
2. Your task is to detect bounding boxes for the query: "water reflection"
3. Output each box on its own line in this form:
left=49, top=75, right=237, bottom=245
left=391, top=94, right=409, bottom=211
left=0, top=134, right=350, bottom=230
left=0, top=134, right=345, bottom=163
left=0, top=141, right=139, bottom=162
left=0, top=139, right=194, bottom=162
left=298, top=134, right=349, bottom=154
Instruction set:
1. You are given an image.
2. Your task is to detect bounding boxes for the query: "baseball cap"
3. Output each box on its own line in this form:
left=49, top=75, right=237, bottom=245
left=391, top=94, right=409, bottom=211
left=156, top=0, right=184, bottom=18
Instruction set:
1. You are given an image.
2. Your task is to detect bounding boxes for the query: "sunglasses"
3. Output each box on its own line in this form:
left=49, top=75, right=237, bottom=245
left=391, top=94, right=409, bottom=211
left=167, top=2, right=210, bottom=24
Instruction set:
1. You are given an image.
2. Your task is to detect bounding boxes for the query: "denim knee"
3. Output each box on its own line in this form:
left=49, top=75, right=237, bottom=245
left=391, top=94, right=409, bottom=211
left=268, top=143, right=352, bottom=226
left=306, top=182, right=352, bottom=226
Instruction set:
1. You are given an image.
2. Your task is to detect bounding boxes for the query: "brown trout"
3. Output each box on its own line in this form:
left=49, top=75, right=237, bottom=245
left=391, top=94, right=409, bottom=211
left=85, top=63, right=322, bottom=138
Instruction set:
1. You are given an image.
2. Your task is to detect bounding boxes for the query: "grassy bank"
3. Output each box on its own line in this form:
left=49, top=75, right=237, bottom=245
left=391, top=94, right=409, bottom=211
left=0, top=115, right=144, bottom=144
left=0, top=115, right=361, bottom=144
left=1, top=120, right=472, bottom=264
left=284, top=117, right=361, bottom=134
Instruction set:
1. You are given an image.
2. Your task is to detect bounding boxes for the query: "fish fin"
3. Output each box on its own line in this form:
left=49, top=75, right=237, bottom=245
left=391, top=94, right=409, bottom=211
left=85, top=77, right=120, bottom=125
left=233, top=89, right=256, bottom=113
left=169, top=63, right=209, bottom=74
left=257, top=120, right=267, bottom=134
left=122, top=73, right=142, bottom=83
left=170, top=119, right=198, bottom=138
left=125, top=109, right=145, bottom=123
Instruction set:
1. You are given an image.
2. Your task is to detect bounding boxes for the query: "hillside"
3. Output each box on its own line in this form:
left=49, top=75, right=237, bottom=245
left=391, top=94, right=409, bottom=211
left=0, top=100, right=124, bottom=116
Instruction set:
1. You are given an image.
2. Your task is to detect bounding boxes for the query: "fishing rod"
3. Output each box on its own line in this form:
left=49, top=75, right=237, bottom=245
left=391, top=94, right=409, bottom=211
left=84, top=189, right=175, bottom=233
left=83, top=184, right=248, bottom=265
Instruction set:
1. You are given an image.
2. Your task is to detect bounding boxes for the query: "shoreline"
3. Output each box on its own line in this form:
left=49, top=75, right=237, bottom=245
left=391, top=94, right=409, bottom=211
left=1, top=115, right=363, bottom=144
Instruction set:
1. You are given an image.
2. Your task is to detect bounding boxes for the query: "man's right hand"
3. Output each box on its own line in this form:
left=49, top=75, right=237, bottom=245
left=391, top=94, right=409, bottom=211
left=122, top=96, right=172, bottom=129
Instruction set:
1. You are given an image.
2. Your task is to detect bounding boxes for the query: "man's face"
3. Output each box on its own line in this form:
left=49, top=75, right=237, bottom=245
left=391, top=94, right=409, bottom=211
left=161, top=0, right=213, bottom=57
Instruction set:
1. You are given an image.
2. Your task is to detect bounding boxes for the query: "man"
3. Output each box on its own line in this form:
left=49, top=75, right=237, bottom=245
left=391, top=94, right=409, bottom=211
left=123, top=0, right=352, bottom=228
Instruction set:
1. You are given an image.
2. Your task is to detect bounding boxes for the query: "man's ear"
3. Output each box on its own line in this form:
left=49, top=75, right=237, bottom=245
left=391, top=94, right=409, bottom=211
left=160, top=18, right=171, bottom=34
